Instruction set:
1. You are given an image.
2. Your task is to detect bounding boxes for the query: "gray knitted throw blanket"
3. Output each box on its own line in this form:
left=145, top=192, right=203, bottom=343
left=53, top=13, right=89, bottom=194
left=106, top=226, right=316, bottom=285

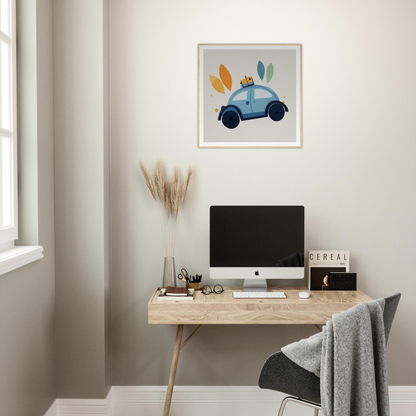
left=282, top=299, right=389, bottom=416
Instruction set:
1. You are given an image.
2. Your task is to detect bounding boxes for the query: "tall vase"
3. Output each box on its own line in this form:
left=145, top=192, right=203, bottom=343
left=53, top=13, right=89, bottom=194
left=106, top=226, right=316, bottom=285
left=162, top=257, right=176, bottom=288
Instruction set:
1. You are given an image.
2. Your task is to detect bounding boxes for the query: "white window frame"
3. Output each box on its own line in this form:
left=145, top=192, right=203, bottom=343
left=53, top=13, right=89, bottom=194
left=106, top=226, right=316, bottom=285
left=0, top=0, right=17, bottom=246
left=0, top=0, right=43, bottom=274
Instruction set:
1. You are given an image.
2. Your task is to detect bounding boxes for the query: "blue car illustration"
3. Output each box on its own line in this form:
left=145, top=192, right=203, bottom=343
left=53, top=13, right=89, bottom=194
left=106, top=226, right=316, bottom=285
left=218, top=77, right=288, bottom=129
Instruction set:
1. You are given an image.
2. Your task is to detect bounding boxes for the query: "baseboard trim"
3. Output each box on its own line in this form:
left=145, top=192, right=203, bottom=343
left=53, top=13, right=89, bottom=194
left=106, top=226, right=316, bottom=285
left=45, top=385, right=416, bottom=416
left=112, top=385, right=282, bottom=403
left=53, top=389, right=114, bottom=416
left=389, top=385, right=416, bottom=402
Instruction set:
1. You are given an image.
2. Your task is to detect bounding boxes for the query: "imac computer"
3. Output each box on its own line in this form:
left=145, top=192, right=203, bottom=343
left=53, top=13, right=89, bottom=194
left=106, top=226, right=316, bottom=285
left=209, top=205, right=305, bottom=292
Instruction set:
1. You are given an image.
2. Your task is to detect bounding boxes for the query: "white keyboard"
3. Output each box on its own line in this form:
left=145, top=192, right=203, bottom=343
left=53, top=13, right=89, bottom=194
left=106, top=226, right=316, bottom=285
left=233, top=291, right=286, bottom=299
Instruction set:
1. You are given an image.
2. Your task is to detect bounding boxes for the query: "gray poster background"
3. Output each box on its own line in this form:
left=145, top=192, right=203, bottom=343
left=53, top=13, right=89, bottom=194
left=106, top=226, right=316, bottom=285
left=201, top=47, right=298, bottom=143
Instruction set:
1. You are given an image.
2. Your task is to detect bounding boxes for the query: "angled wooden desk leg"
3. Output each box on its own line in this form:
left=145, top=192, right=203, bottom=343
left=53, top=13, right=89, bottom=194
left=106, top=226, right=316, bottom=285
left=163, top=324, right=184, bottom=416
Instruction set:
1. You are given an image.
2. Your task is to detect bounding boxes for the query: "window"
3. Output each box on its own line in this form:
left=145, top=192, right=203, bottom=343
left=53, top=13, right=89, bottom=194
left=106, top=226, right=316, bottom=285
left=0, top=0, right=43, bottom=274
left=0, top=0, right=17, bottom=247
left=232, top=91, right=248, bottom=101
left=254, top=88, right=272, bottom=99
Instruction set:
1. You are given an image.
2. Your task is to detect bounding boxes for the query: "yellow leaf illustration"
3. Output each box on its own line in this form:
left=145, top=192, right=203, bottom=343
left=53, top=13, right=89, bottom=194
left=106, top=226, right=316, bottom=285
left=209, top=75, right=225, bottom=93
left=219, top=65, right=232, bottom=91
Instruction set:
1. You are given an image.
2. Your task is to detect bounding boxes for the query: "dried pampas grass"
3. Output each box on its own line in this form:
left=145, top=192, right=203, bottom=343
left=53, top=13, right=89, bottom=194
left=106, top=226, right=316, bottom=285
left=182, top=164, right=193, bottom=205
left=139, top=160, right=157, bottom=201
left=156, top=159, right=165, bottom=203
left=139, top=159, right=194, bottom=282
left=164, top=180, right=170, bottom=219
left=171, top=167, right=180, bottom=220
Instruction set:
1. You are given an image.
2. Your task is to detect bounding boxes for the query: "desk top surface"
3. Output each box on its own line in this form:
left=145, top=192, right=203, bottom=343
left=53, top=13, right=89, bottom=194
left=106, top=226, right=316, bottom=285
left=148, top=286, right=372, bottom=325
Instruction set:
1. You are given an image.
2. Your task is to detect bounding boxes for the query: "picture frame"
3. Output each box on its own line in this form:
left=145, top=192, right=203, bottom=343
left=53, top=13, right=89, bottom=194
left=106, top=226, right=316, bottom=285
left=198, top=44, right=302, bottom=148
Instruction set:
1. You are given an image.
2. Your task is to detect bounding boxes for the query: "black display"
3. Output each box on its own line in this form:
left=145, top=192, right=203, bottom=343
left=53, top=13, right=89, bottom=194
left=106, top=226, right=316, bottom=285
left=210, top=206, right=304, bottom=268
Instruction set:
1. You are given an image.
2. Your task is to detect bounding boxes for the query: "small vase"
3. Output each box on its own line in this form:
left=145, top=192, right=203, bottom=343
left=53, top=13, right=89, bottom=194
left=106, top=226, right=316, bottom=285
left=162, top=257, right=176, bottom=288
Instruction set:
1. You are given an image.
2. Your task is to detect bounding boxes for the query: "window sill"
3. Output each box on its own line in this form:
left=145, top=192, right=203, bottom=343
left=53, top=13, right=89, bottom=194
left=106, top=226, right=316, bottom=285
left=0, top=245, right=44, bottom=276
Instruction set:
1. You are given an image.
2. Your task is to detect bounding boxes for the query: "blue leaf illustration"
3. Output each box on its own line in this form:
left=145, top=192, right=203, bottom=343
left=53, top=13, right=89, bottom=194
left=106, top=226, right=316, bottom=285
left=257, top=61, right=265, bottom=80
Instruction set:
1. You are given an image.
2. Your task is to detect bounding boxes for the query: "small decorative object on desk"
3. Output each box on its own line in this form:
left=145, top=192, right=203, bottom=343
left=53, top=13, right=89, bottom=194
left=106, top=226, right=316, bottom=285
left=139, top=159, right=193, bottom=288
left=157, top=287, right=195, bottom=301
left=328, top=272, right=357, bottom=290
left=308, top=250, right=349, bottom=291
left=178, top=268, right=202, bottom=290
left=187, top=274, right=202, bottom=290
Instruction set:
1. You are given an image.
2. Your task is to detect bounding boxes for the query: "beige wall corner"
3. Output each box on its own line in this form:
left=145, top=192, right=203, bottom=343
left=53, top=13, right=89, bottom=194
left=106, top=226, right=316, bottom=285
left=0, top=1, right=56, bottom=416
left=54, top=0, right=111, bottom=399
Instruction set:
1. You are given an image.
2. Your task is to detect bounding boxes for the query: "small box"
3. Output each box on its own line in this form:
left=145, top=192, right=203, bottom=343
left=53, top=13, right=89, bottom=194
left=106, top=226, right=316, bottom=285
left=328, top=272, right=357, bottom=291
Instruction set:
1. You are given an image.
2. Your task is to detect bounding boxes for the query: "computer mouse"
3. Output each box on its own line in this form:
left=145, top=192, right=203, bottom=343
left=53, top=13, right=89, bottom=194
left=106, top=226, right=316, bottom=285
left=299, top=291, right=311, bottom=299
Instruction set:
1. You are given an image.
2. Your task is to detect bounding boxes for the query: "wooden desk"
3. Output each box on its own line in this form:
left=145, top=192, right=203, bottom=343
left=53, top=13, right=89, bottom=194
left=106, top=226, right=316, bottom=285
left=148, top=286, right=372, bottom=416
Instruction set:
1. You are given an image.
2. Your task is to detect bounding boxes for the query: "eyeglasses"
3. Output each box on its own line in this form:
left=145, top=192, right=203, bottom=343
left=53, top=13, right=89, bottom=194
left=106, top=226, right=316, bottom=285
left=201, top=284, right=224, bottom=295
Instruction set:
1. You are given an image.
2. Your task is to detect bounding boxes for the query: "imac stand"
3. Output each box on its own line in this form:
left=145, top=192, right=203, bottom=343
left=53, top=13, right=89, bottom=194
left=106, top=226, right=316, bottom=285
left=242, top=279, right=269, bottom=292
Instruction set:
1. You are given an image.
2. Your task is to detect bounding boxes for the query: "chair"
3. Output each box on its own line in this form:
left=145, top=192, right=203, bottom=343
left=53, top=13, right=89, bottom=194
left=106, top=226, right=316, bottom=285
left=258, top=293, right=401, bottom=416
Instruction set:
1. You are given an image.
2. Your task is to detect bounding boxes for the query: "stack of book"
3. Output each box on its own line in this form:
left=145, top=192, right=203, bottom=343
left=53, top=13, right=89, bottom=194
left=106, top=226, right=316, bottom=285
left=157, top=286, right=195, bottom=301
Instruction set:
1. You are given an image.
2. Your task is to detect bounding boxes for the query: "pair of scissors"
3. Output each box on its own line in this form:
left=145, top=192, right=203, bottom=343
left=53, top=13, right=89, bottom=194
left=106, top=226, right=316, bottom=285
left=177, top=268, right=190, bottom=283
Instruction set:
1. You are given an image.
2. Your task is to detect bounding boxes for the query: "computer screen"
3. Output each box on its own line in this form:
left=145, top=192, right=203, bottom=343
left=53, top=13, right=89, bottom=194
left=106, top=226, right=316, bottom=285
left=209, top=205, right=304, bottom=289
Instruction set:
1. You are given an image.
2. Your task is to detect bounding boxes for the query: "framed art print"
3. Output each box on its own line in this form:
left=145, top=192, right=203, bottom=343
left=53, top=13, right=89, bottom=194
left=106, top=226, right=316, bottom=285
left=198, top=44, right=302, bottom=148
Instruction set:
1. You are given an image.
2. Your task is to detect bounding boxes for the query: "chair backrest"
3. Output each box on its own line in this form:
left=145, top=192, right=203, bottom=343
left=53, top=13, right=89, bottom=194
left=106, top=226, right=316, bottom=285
left=383, top=293, right=401, bottom=345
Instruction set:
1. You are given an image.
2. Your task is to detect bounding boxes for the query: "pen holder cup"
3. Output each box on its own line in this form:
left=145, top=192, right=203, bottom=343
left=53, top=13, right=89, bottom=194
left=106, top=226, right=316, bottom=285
left=187, top=282, right=201, bottom=290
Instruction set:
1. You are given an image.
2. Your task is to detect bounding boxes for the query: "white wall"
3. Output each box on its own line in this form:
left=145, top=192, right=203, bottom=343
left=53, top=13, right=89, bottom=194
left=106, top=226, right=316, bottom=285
left=110, top=0, right=416, bottom=386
